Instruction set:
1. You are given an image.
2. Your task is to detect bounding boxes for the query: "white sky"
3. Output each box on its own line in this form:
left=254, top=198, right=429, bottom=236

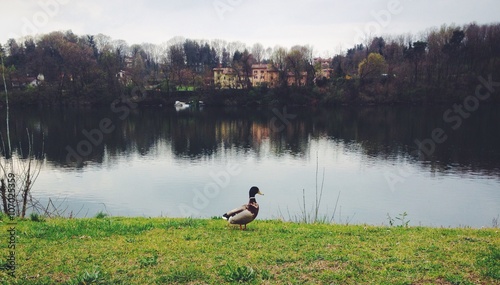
left=1, top=0, right=498, bottom=56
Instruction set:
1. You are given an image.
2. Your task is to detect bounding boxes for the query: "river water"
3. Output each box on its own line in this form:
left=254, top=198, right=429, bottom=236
left=3, top=104, right=500, bottom=227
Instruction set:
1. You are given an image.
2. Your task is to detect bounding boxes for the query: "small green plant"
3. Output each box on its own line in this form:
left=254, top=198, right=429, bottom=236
left=220, top=265, right=257, bottom=283
left=0, top=259, right=10, bottom=271
left=387, top=212, right=410, bottom=227
left=387, top=213, right=394, bottom=226
left=69, top=267, right=106, bottom=284
left=29, top=212, right=46, bottom=222
left=94, top=211, right=108, bottom=219
left=138, top=253, right=158, bottom=268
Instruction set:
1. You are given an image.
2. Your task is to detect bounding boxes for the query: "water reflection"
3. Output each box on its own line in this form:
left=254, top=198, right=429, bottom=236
left=3, top=105, right=500, bottom=177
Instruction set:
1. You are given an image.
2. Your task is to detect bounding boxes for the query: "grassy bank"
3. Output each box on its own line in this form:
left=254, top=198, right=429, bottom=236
left=1, top=217, right=499, bottom=284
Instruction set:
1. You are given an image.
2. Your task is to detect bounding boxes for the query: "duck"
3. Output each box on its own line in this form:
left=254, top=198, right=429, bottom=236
left=222, top=186, right=264, bottom=230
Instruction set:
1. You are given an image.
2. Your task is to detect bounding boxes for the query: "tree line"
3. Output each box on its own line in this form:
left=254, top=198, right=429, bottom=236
left=0, top=22, right=499, bottom=106
left=331, top=22, right=500, bottom=103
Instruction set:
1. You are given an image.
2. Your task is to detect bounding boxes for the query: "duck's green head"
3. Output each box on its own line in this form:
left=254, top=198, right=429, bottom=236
left=249, top=186, right=264, bottom=198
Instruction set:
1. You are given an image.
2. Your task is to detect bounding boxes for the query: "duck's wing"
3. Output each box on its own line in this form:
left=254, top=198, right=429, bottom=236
left=222, top=204, right=246, bottom=220
left=228, top=207, right=255, bottom=225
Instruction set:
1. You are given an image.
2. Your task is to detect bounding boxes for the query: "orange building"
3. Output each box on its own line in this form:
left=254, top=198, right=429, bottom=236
left=214, top=63, right=309, bottom=89
left=287, top=72, right=307, bottom=86
left=250, top=64, right=279, bottom=88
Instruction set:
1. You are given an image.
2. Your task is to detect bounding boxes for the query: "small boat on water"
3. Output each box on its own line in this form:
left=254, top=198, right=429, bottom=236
left=174, top=101, right=190, bottom=108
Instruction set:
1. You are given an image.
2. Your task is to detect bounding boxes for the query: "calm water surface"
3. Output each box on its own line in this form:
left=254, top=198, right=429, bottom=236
left=3, top=104, right=500, bottom=227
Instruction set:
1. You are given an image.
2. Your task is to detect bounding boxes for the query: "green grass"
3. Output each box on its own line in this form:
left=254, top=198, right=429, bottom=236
left=176, top=86, right=195, bottom=91
left=1, top=217, right=499, bottom=284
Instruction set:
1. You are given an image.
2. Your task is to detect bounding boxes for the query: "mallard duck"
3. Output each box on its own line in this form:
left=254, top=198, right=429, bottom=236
left=222, top=186, right=264, bottom=230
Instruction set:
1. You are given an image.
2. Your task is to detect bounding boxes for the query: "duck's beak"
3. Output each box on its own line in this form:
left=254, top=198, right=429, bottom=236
left=258, top=191, right=264, bottom=195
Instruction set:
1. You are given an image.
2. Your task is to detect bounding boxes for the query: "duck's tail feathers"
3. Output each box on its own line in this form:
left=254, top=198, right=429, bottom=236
left=222, top=213, right=229, bottom=220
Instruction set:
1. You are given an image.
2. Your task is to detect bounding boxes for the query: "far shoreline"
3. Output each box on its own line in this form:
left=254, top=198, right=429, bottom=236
left=2, top=87, right=499, bottom=109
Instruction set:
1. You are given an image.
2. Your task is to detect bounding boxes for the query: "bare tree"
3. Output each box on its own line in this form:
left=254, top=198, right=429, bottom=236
left=111, top=39, right=130, bottom=56
left=251, top=43, right=265, bottom=63
left=227, top=41, right=247, bottom=60
left=1, top=49, right=44, bottom=218
left=271, top=46, right=288, bottom=86
left=166, top=36, right=186, bottom=47
left=265, top=47, right=273, bottom=62
left=211, top=39, right=227, bottom=64
left=94, top=33, right=112, bottom=53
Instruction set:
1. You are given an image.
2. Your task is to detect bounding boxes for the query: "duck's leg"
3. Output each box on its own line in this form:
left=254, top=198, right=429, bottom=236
left=239, top=224, right=243, bottom=230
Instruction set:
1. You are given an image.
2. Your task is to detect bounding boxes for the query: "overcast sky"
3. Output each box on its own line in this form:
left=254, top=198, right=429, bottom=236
left=1, top=0, right=498, bottom=56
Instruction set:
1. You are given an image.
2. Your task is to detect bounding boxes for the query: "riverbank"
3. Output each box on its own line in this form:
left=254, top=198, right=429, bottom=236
left=2, top=80, right=499, bottom=108
left=1, top=217, right=498, bottom=284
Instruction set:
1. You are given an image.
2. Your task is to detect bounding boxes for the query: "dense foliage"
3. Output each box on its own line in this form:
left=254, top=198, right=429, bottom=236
left=330, top=23, right=500, bottom=103
left=0, top=22, right=499, bottom=106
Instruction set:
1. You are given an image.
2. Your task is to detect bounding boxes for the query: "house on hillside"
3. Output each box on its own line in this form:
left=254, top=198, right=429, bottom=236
left=314, top=57, right=334, bottom=79
left=213, top=66, right=244, bottom=89
left=251, top=64, right=279, bottom=88
left=313, top=57, right=331, bottom=68
left=213, top=63, right=310, bottom=89
left=287, top=72, right=308, bottom=86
